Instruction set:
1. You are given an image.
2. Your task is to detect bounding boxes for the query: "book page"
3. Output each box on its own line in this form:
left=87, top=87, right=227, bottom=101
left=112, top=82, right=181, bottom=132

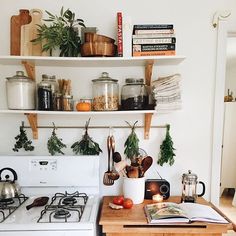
left=179, top=203, right=228, bottom=223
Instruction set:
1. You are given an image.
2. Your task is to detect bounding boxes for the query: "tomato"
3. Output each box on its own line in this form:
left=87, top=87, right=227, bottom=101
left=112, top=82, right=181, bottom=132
left=113, top=196, right=124, bottom=205
left=123, top=198, right=133, bottom=209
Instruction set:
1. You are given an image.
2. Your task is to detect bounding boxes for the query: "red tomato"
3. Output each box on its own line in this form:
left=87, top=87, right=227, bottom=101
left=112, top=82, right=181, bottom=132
left=123, top=198, right=133, bottom=209
left=113, top=196, right=124, bottom=205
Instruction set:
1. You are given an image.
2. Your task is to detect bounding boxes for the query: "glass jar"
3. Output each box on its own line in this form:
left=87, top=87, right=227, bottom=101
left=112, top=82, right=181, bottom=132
left=62, top=95, right=73, bottom=111
left=92, top=72, right=119, bottom=111
left=37, top=82, right=53, bottom=111
left=121, top=78, right=148, bottom=110
left=6, top=71, right=36, bottom=110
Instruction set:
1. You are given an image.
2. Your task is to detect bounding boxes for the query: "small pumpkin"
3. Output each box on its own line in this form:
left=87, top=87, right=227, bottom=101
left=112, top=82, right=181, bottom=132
left=76, top=100, right=91, bottom=111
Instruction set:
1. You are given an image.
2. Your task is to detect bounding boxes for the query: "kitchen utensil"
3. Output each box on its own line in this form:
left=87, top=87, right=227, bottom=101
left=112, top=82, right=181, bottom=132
left=21, top=9, right=45, bottom=56
left=10, top=9, right=31, bottom=55
left=141, top=156, right=153, bottom=176
left=0, top=168, right=21, bottom=199
left=26, top=196, right=49, bottom=210
left=181, top=170, right=206, bottom=203
left=85, top=33, right=115, bottom=43
left=126, top=166, right=139, bottom=178
left=103, top=135, right=114, bottom=186
left=113, top=151, right=122, bottom=163
left=114, top=160, right=128, bottom=177
left=108, top=136, right=119, bottom=181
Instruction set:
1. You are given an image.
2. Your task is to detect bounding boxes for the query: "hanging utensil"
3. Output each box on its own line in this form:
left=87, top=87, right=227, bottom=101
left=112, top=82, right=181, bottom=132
left=103, top=135, right=114, bottom=186
left=140, top=156, right=153, bottom=177
left=108, top=135, right=119, bottom=181
left=26, top=196, right=49, bottom=210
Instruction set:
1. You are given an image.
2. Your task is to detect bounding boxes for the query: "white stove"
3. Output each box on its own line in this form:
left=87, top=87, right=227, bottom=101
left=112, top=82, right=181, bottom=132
left=0, top=156, right=100, bottom=236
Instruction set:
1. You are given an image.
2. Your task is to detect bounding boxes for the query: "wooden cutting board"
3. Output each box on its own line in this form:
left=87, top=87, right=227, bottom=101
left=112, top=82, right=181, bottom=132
left=21, top=9, right=44, bottom=56
left=10, top=9, right=31, bottom=55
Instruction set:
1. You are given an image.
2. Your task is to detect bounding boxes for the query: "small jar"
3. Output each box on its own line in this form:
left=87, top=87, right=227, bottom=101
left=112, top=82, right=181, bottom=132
left=54, top=92, right=62, bottom=111
left=6, top=71, right=36, bottom=110
left=62, top=95, right=73, bottom=111
left=37, top=83, right=53, bottom=110
left=92, top=72, right=119, bottom=111
left=121, top=78, right=148, bottom=110
left=76, top=99, right=92, bottom=111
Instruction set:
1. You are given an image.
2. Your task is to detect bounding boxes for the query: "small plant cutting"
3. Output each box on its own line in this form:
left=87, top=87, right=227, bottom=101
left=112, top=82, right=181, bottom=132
left=47, top=123, right=67, bottom=156
left=13, top=122, right=34, bottom=152
left=71, top=118, right=102, bottom=155
left=32, top=7, right=85, bottom=57
left=157, top=124, right=176, bottom=166
left=124, top=121, right=140, bottom=165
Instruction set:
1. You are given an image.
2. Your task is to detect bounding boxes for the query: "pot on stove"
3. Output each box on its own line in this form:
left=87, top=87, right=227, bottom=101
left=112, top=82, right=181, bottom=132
left=0, top=168, right=21, bottom=199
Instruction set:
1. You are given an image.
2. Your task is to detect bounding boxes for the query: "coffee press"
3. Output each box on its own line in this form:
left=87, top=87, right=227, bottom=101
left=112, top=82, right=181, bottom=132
left=181, top=170, right=205, bottom=203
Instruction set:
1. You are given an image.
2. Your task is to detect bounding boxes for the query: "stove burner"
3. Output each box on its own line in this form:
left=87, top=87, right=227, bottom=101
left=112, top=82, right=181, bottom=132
left=53, top=209, right=71, bottom=219
left=0, top=198, right=14, bottom=206
left=62, top=197, right=77, bottom=205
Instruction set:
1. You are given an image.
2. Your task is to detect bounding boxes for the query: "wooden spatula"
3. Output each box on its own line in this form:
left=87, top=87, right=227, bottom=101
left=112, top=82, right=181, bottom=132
left=26, top=197, right=49, bottom=210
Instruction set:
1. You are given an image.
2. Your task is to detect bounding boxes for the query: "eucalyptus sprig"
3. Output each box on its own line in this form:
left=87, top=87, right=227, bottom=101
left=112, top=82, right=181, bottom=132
left=71, top=118, right=102, bottom=155
left=47, top=123, right=67, bottom=156
left=124, top=121, right=140, bottom=164
left=13, top=122, right=34, bottom=152
left=157, top=124, right=176, bottom=166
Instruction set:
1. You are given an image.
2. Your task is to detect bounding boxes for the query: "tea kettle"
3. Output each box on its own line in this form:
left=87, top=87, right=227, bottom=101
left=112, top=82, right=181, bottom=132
left=0, top=168, right=21, bottom=199
left=181, top=170, right=205, bottom=203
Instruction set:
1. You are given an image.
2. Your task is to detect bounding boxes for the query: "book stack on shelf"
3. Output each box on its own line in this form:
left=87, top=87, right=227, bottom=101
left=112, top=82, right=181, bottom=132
left=132, top=24, right=176, bottom=57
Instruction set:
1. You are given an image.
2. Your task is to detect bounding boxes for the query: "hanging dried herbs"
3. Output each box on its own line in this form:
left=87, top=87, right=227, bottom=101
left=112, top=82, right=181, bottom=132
left=47, top=123, right=67, bottom=156
left=124, top=121, right=140, bottom=164
left=71, top=118, right=102, bottom=155
left=157, top=124, right=175, bottom=166
left=13, top=122, right=34, bottom=152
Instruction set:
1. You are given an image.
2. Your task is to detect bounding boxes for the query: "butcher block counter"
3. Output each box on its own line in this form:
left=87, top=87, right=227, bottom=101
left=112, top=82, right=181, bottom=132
left=99, top=196, right=232, bottom=236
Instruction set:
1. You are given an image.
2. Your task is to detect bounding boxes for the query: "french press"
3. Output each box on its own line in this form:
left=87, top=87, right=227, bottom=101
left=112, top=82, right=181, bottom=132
left=181, top=170, right=205, bottom=203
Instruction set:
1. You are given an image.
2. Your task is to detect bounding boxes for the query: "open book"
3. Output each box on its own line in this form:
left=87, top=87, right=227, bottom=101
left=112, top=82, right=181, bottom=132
left=144, top=202, right=228, bottom=224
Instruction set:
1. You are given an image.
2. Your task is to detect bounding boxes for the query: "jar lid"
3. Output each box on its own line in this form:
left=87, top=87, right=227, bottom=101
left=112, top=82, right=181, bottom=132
left=125, top=78, right=144, bottom=84
left=92, top=72, right=118, bottom=83
left=6, top=71, right=31, bottom=81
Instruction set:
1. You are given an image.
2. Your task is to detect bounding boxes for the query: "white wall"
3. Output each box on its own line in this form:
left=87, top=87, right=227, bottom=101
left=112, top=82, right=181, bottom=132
left=1, top=0, right=236, bottom=199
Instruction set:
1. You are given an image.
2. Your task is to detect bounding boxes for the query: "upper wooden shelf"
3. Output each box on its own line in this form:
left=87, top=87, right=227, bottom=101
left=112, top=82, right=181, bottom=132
left=0, top=55, right=186, bottom=67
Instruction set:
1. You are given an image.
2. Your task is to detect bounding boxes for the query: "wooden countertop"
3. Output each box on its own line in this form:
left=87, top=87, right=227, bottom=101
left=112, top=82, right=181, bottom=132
left=99, top=196, right=232, bottom=235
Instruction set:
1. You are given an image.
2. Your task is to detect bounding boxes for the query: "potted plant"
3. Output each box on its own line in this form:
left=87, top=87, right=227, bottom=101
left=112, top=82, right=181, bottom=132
left=32, top=7, right=85, bottom=57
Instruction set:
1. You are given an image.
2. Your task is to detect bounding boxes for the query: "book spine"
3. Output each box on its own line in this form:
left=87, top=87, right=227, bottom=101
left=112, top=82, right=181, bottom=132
left=132, top=33, right=175, bottom=39
left=133, top=37, right=176, bottom=44
left=133, top=44, right=175, bottom=52
left=134, top=29, right=174, bottom=35
left=133, top=50, right=176, bottom=57
left=117, top=12, right=123, bottom=57
left=133, top=24, right=173, bottom=30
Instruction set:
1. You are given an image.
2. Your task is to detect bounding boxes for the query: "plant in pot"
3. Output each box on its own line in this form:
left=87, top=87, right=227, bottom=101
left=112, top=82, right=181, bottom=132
left=32, top=7, right=85, bottom=57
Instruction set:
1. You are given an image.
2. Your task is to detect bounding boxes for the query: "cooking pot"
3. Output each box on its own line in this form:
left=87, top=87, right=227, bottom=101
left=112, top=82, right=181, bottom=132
left=0, top=168, right=21, bottom=199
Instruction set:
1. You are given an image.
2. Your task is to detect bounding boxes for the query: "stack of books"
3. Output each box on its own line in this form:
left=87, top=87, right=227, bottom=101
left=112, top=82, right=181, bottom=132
left=132, top=24, right=176, bottom=57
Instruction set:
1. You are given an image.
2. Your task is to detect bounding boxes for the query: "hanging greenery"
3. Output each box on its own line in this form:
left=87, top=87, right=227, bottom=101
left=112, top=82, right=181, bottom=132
left=13, top=122, right=34, bottom=152
left=71, top=118, right=102, bottom=155
left=124, top=121, right=140, bottom=164
left=47, top=123, right=67, bottom=156
left=157, top=124, right=176, bottom=166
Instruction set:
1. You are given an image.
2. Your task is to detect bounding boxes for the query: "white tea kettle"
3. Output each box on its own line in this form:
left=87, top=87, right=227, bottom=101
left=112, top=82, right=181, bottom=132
left=0, top=168, right=21, bottom=199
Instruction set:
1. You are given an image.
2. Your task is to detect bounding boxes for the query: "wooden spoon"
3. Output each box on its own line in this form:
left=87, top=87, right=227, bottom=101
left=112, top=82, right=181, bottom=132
left=141, top=156, right=153, bottom=176
left=26, top=197, right=49, bottom=210
left=113, top=152, right=122, bottom=163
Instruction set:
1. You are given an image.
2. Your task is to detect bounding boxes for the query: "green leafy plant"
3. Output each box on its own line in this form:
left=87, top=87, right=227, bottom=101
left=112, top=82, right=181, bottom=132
left=47, top=123, right=67, bottom=155
left=13, top=122, right=34, bottom=152
left=71, top=118, right=102, bottom=155
left=32, top=7, right=85, bottom=57
left=157, top=124, right=176, bottom=166
left=124, top=121, right=140, bottom=164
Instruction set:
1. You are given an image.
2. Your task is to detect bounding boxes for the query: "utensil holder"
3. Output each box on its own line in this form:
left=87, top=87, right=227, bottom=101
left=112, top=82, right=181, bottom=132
left=123, top=177, right=145, bottom=204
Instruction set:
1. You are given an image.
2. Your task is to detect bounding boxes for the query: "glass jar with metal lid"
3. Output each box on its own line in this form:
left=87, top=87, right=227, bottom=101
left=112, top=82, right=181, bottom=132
left=121, top=78, right=148, bottom=110
left=6, top=71, right=36, bottom=110
left=37, top=79, right=53, bottom=111
left=92, top=72, right=119, bottom=111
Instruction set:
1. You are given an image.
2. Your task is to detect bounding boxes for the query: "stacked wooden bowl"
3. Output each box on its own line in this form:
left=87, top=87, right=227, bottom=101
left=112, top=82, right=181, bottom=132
left=81, top=33, right=117, bottom=57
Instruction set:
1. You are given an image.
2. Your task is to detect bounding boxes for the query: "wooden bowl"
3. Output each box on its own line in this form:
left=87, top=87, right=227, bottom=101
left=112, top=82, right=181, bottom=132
left=85, top=33, right=115, bottom=44
left=81, top=42, right=117, bottom=57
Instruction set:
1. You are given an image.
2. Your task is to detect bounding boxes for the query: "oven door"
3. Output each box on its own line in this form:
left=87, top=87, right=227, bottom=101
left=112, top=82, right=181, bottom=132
left=0, top=230, right=94, bottom=236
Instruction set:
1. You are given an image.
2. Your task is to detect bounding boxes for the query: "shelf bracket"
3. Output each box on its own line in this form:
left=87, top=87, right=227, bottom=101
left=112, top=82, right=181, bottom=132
left=144, top=60, right=154, bottom=139
left=25, top=113, right=38, bottom=139
left=21, top=60, right=35, bottom=80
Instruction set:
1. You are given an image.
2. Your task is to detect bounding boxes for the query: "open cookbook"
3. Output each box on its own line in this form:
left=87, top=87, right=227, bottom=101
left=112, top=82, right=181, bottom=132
left=144, top=202, right=228, bottom=224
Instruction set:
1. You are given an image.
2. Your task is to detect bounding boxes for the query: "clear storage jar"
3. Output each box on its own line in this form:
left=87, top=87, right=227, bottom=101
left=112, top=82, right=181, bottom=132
left=37, top=83, right=53, bottom=111
left=121, top=78, right=148, bottom=110
left=6, top=71, right=36, bottom=110
left=92, top=72, right=119, bottom=111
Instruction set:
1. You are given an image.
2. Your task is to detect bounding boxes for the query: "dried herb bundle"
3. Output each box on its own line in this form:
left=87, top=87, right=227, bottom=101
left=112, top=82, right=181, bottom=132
left=157, top=124, right=175, bottom=166
left=71, top=118, right=102, bottom=155
left=124, top=121, right=140, bottom=164
left=13, top=122, right=34, bottom=152
left=47, top=123, right=66, bottom=156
